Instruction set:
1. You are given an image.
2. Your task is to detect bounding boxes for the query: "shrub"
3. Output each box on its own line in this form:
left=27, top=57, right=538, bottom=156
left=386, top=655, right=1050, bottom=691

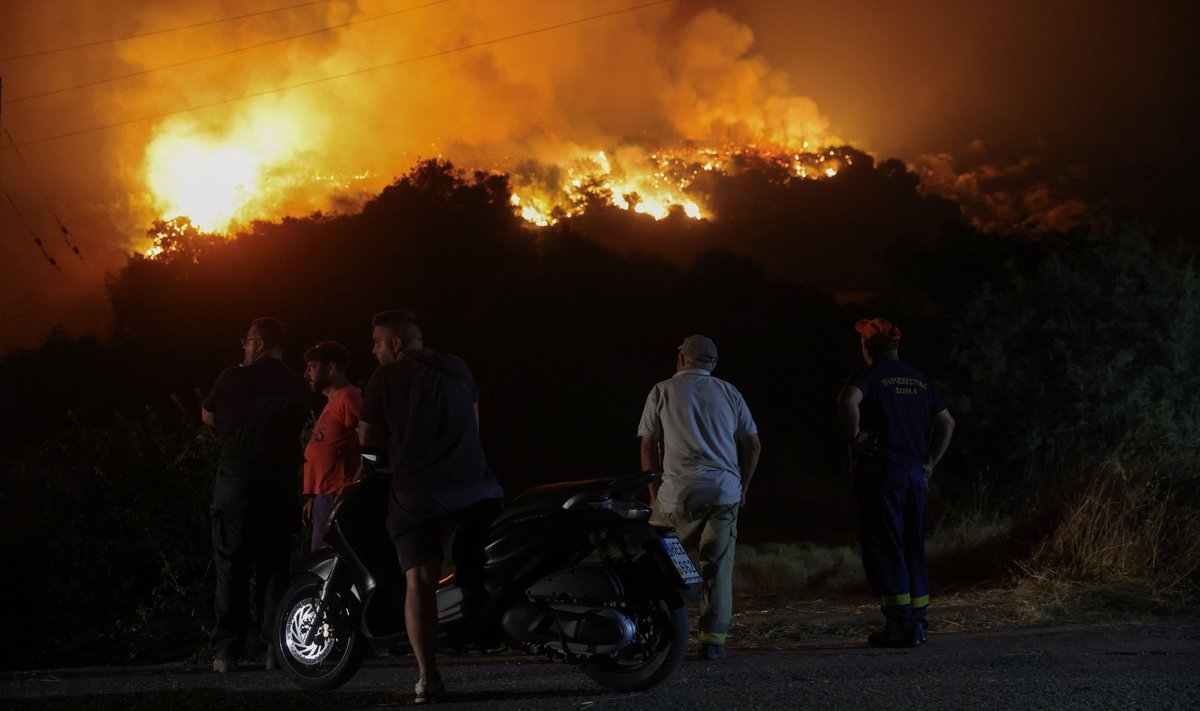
left=945, top=230, right=1200, bottom=500
left=1023, top=457, right=1200, bottom=599
left=1, top=395, right=217, bottom=668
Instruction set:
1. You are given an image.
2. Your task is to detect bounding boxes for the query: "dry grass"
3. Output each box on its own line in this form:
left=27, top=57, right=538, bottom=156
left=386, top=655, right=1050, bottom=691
left=734, top=542, right=863, bottom=593
left=727, top=459, right=1200, bottom=646
left=1006, top=577, right=1194, bottom=626
left=1023, top=458, right=1200, bottom=601
left=927, top=510, right=1009, bottom=556
left=734, top=511, right=1012, bottom=594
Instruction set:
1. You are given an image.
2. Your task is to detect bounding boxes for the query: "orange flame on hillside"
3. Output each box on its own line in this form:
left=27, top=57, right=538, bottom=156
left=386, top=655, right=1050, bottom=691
left=507, top=143, right=849, bottom=227
left=130, top=3, right=843, bottom=257
left=142, top=130, right=849, bottom=257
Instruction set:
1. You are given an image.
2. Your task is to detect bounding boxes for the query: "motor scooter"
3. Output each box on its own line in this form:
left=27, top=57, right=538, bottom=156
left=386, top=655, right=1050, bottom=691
left=275, top=457, right=701, bottom=692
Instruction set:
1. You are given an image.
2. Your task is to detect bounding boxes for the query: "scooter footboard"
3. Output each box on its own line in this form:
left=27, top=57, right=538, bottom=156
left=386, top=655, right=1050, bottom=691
left=503, top=565, right=637, bottom=657
left=436, top=583, right=465, bottom=623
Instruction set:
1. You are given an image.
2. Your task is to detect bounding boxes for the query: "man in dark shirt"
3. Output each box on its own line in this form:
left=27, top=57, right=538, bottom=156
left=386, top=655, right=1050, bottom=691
left=202, top=317, right=309, bottom=672
left=358, top=310, right=501, bottom=704
left=837, top=317, right=954, bottom=648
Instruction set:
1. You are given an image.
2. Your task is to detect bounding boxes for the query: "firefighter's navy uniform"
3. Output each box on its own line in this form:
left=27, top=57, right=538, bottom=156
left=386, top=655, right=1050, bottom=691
left=845, top=356, right=945, bottom=643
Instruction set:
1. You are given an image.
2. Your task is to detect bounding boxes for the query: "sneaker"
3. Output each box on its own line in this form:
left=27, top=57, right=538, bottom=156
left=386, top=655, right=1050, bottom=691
left=414, top=675, right=445, bottom=704
left=698, top=643, right=727, bottom=661
left=212, top=658, right=238, bottom=673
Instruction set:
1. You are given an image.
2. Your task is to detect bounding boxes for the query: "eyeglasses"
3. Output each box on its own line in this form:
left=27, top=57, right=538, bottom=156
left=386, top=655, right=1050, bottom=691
left=240, top=336, right=263, bottom=347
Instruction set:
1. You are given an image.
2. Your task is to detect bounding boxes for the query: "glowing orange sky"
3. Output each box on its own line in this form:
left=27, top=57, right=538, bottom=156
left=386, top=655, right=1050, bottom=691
left=1, top=0, right=1197, bottom=351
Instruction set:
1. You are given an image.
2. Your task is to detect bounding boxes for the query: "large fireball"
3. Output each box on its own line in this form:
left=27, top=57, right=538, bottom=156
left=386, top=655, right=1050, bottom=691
left=143, top=135, right=263, bottom=233
left=141, top=100, right=323, bottom=234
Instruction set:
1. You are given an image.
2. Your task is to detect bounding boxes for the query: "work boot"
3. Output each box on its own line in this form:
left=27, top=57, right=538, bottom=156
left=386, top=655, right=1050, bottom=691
left=414, top=674, right=445, bottom=704
left=868, top=627, right=921, bottom=648
left=698, top=643, right=727, bottom=661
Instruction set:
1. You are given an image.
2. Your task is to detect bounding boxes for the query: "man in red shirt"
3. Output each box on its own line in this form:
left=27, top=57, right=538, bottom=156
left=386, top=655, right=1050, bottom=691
left=301, top=341, right=362, bottom=550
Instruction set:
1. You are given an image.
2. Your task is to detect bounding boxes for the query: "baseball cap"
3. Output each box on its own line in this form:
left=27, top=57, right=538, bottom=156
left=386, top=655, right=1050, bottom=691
left=679, top=335, right=718, bottom=364
left=855, top=318, right=901, bottom=347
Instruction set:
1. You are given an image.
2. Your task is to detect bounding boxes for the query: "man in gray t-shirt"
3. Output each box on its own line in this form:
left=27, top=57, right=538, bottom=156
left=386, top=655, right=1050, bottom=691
left=637, top=335, right=761, bottom=661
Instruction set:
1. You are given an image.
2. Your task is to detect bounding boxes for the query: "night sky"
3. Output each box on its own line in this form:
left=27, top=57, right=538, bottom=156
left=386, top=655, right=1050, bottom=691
left=1, top=0, right=1197, bottom=351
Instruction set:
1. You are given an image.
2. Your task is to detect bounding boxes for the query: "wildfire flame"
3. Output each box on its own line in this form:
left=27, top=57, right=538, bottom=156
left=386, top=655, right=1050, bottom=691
left=130, top=3, right=858, bottom=256
left=141, top=133, right=851, bottom=256
left=144, top=136, right=264, bottom=233
left=141, top=97, right=353, bottom=239
left=505, top=143, right=850, bottom=227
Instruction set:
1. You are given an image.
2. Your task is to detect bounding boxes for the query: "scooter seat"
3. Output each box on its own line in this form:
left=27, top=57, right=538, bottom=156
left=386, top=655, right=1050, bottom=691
left=490, top=478, right=615, bottom=529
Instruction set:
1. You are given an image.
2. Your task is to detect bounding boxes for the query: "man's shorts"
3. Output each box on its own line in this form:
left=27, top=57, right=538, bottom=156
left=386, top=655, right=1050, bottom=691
left=387, top=497, right=501, bottom=572
left=388, top=515, right=445, bottom=571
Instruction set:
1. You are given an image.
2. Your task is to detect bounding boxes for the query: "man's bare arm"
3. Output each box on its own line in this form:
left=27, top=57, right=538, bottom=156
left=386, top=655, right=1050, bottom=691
left=357, top=420, right=387, bottom=449
left=838, top=385, right=879, bottom=458
left=738, top=434, right=762, bottom=506
left=924, top=409, right=956, bottom=476
left=837, top=385, right=863, bottom=439
left=640, top=436, right=663, bottom=472
left=640, top=436, right=663, bottom=504
left=348, top=420, right=388, bottom=487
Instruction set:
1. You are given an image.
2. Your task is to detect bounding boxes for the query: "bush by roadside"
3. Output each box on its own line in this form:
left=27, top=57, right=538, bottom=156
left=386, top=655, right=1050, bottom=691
left=1020, top=456, right=1200, bottom=603
left=0, top=396, right=216, bottom=669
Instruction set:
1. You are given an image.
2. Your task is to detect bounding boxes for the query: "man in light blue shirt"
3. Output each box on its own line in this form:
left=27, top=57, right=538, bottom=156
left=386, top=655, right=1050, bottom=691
left=638, top=335, right=761, bottom=661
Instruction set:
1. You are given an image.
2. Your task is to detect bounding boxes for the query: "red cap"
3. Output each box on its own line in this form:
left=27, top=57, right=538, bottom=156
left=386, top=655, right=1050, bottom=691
left=855, top=318, right=901, bottom=347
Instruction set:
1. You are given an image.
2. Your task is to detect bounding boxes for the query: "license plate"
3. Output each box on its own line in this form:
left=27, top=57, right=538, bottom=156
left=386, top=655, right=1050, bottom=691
left=661, top=535, right=703, bottom=586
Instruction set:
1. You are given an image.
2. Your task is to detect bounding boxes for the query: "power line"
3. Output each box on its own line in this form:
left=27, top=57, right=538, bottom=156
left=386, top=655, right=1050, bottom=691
left=1, top=177, right=60, bottom=271
left=4, top=0, right=673, bottom=149
left=1, top=127, right=83, bottom=262
left=0, top=0, right=336, bottom=63
left=2, top=78, right=69, bottom=270
left=2, top=0, right=455, bottom=106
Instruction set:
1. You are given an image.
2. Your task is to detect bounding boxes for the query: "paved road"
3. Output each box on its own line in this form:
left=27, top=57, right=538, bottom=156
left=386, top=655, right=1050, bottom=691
left=4, top=623, right=1199, bottom=710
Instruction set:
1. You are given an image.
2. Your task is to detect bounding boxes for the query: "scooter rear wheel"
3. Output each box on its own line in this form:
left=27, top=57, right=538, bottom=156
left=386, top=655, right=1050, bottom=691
left=582, top=598, right=689, bottom=692
left=275, top=573, right=362, bottom=690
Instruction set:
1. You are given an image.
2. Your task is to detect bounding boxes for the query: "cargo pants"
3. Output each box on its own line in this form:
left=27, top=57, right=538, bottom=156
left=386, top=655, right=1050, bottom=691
left=854, top=463, right=929, bottom=638
left=653, top=503, right=739, bottom=646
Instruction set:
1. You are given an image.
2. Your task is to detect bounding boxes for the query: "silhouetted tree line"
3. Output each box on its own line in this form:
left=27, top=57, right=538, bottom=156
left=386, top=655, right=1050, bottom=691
left=2, top=157, right=1197, bottom=668
left=3, top=159, right=865, bottom=491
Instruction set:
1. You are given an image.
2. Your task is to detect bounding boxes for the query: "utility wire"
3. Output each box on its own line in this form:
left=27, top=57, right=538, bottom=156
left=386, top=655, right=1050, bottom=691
left=2, top=0, right=454, bottom=106
left=1, top=127, right=83, bottom=262
left=0, top=0, right=336, bottom=62
left=4, top=0, right=672, bottom=149
left=1, top=177, right=60, bottom=271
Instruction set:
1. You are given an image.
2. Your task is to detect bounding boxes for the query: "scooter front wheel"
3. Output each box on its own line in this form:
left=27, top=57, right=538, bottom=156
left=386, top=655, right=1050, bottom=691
left=275, top=573, right=362, bottom=690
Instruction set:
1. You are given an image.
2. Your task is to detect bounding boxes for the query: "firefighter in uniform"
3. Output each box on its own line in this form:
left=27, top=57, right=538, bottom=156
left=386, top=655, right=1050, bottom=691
left=837, top=318, right=954, bottom=647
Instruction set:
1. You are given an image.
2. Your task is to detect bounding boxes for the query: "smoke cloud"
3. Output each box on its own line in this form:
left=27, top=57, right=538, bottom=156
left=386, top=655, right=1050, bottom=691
left=1, top=0, right=1195, bottom=350
left=0, top=0, right=839, bottom=349
left=913, top=142, right=1093, bottom=234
